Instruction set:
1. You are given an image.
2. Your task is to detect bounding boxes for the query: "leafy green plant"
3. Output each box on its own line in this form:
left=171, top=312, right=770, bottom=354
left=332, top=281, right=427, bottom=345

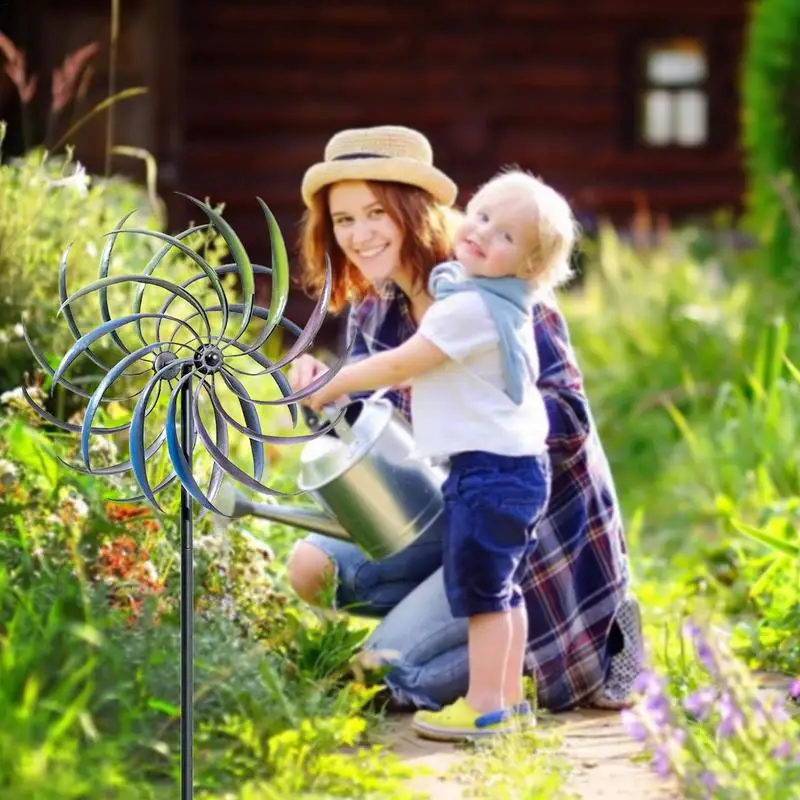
left=450, top=725, right=577, bottom=799
left=741, top=0, right=800, bottom=285
left=0, top=396, right=415, bottom=798
left=560, top=221, right=766, bottom=523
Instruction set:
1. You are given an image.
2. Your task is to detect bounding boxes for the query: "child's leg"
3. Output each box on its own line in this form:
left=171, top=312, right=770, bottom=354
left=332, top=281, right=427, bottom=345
left=464, top=610, right=513, bottom=713
left=503, top=602, right=528, bottom=705
left=464, top=600, right=527, bottom=713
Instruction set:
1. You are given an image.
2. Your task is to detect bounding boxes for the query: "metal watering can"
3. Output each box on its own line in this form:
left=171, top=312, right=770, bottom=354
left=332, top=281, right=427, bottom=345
left=213, top=392, right=449, bottom=561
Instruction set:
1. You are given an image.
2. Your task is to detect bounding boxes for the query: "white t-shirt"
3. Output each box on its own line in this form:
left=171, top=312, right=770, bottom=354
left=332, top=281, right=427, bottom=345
left=411, top=291, right=549, bottom=461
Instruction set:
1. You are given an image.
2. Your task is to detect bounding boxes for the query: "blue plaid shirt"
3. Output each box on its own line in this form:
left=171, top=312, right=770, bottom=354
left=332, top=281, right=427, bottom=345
left=345, top=283, right=633, bottom=710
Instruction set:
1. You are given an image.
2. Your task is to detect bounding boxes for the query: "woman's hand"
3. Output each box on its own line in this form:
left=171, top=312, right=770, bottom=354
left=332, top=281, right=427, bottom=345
left=288, top=354, right=327, bottom=393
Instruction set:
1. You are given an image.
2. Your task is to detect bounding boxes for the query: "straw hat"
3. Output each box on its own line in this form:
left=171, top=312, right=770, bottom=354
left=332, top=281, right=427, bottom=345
left=301, top=125, right=458, bottom=208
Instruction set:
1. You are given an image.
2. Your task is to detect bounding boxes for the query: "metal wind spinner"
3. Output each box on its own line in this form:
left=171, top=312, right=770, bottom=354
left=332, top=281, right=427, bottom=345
left=20, top=193, right=345, bottom=799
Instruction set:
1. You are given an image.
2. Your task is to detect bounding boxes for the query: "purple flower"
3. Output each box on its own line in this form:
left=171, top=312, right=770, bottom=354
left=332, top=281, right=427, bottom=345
left=644, top=691, right=672, bottom=727
left=683, top=620, right=718, bottom=675
left=695, top=641, right=718, bottom=675
left=700, top=771, right=718, bottom=790
left=683, top=686, right=716, bottom=720
left=768, top=698, right=789, bottom=725
left=650, top=746, right=672, bottom=778
left=717, top=691, right=744, bottom=738
left=772, top=740, right=793, bottom=759
left=633, top=670, right=665, bottom=696
left=790, top=678, right=800, bottom=702
left=621, top=709, right=648, bottom=742
left=683, top=620, right=702, bottom=640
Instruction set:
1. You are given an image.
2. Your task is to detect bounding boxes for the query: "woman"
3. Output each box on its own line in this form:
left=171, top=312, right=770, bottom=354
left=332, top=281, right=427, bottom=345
left=285, top=124, right=643, bottom=712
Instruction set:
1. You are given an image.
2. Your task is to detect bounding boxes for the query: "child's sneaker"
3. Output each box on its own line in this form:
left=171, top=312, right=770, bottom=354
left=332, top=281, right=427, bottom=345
left=411, top=698, right=514, bottom=741
left=512, top=700, right=536, bottom=728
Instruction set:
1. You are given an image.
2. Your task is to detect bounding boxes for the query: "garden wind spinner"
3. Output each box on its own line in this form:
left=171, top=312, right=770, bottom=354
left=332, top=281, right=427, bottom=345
left=20, top=194, right=345, bottom=800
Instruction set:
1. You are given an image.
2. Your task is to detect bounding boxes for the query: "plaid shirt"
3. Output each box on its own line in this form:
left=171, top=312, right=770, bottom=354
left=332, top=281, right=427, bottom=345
left=344, top=284, right=632, bottom=711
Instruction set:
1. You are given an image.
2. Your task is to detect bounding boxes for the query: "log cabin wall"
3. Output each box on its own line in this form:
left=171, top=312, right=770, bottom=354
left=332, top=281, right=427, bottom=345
left=178, top=0, right=748, bottom=332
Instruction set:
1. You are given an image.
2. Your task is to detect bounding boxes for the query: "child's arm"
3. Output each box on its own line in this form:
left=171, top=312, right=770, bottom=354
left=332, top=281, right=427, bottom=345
left=304, top=332, right=447, bottom=411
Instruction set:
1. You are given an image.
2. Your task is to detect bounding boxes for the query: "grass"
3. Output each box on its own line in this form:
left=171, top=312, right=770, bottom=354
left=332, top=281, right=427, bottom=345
left=448, top=725, right=579, bottom=799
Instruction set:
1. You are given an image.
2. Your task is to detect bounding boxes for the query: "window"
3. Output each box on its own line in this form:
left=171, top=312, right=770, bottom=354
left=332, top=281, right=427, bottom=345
left=639, top=38, right=709, bottom=148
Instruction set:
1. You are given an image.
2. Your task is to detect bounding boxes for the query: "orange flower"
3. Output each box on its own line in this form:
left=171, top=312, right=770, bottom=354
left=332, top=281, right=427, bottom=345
left=94, top=535, right=167, bottom=624
left=105, top=502, right=151, bottom=523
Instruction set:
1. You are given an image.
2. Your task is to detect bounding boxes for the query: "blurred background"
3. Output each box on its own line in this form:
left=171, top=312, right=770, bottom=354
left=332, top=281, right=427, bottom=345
left=0, top=0, right=750, bottom=339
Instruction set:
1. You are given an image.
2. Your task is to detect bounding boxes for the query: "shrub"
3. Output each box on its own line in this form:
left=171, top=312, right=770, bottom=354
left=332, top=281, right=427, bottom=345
left=741, top=0, right=800, bottom=284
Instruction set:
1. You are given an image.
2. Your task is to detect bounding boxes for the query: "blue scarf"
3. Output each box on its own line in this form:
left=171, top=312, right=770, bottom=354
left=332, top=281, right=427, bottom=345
left=428, top=261, right=536, bottom=405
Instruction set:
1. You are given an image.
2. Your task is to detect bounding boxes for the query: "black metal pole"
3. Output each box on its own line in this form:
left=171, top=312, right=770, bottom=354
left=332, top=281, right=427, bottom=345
left=180, top=364, right=194, bottom=799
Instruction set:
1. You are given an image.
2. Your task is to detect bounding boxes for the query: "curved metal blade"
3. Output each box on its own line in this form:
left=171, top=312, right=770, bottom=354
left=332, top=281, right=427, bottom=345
left=227, top=251, right=331, bottom=361
left=191, top=378, right=303, bottom=502
left=59, top=242, right=113, bottom=373
left=98, top=210, right=138, bottom=356
left=107, top=226, right=228, bottom=344
left=21, top=323, right=142, bottom=403
left=214, top=371, right=265, bottom=479
left=198, top=378, right=229, bottom=507
left=21, top=384, right=131, bottom=435
left=164, top=372, right=226, bottom=515
left=132, top=223, right=211, bottom=347
left=129, top=355, right=193, bottom=512
left=80, top=340, right=177, bottom=470
left=176, top=193, right=253, bottom=344
left=51, top=312, right=200, bottom=391
left=215, top=370, right=343, bottom=445
left=58, top=275, right=211, bottom=345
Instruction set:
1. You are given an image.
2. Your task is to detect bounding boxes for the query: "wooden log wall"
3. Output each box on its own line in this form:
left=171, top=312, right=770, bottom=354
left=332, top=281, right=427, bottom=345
left=9, top=0, right=180, bottom=198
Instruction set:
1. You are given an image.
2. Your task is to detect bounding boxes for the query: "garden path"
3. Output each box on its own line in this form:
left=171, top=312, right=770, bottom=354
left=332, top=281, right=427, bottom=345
left=381, top=673, right=793, bottom=798
left=383, top=708, right=677, bottom=799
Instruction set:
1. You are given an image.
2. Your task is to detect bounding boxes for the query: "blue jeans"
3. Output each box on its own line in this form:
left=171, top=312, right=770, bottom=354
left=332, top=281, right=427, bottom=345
left=300, top=521, right=469, bottom=710
left=442, top=451, right=550, bottom=618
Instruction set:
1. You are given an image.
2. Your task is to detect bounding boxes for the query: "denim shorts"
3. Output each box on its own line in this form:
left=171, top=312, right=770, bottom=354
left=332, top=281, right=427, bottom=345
left=441, top=450, right=550, bottom=618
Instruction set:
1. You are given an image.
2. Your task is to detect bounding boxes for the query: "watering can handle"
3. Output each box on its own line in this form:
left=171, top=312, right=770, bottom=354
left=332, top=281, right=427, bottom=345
left=367, top=386, right=393, bottom=404
left=300, top=405, right=325, bottom=432
left=301, top=386, right=393, bottom=435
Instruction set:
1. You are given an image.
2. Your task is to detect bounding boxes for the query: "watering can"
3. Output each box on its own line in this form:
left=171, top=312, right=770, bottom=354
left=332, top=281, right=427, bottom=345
left=213, top=392, right=449, bottom=561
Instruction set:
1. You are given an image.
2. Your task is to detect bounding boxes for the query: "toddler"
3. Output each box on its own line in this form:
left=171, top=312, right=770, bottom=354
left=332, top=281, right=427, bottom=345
left=304, top=167, right=577, bottom=740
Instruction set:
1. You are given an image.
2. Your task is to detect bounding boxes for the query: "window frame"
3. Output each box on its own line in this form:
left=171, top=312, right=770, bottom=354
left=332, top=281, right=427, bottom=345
left=619, top=27, right=726, bottom=153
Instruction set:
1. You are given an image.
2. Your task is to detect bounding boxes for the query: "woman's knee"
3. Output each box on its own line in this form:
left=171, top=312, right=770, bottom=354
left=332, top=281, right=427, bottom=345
left=286, top=541, right=336, bottom=606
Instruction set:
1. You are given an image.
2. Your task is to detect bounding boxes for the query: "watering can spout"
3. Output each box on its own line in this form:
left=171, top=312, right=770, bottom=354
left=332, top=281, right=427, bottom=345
left=242, top=499, right=351, bottom=541
left=213, top=483, right=351, bottom=542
